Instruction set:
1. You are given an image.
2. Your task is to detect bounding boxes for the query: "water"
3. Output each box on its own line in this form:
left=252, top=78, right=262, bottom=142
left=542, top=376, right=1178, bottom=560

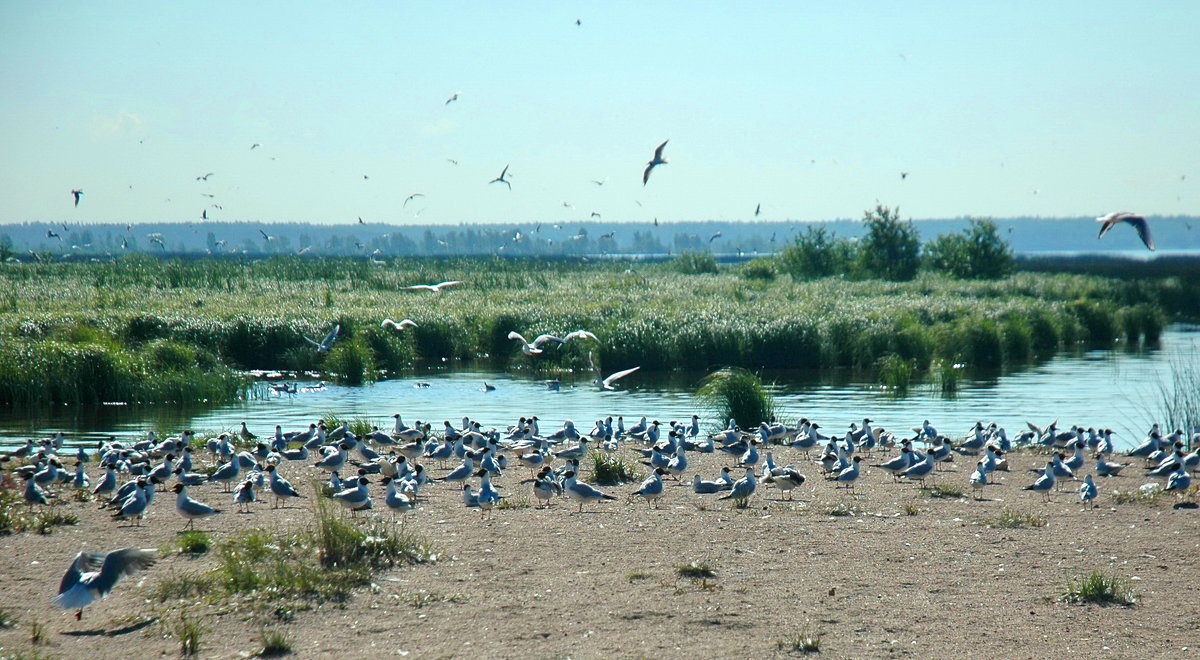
left=2, top=326, right=1197, bottom=451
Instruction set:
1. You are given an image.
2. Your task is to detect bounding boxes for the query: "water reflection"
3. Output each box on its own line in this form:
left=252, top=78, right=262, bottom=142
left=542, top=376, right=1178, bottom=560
left=2, top=326, right=1195, bottom=452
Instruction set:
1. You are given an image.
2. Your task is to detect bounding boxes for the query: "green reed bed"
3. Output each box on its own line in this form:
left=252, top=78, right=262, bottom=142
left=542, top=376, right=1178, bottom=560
left=0, top=257, right=1190, bottom=401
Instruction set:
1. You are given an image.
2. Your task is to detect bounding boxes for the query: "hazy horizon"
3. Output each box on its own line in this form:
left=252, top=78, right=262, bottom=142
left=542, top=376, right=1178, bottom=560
left=3, top=2, right=1198, bottom=226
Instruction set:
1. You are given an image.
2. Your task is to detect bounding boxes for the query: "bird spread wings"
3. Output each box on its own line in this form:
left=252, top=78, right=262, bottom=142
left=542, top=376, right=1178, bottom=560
left=1096, top=211, right=1155, bottom=251
left=405, top=280, right=462, bottom=293
left=304, top=324, right=340, bottom=351
left=602, top=366, right=640, bottom=389
left=58, top=551, right=105, bottom=595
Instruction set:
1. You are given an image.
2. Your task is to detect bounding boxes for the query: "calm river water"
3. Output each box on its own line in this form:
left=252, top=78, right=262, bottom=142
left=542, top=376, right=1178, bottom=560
left=2, top=325, right=1197, bottom=452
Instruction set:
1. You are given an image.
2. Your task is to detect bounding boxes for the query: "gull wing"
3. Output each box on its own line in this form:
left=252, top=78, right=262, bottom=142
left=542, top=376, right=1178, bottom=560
left=320, top=324, right=340, bottom=350
left=653, top=140, right=668, bottom=160
left=58, top=551, right=105, bottom=595
left=1128, top=215, right=1155, bottom=250
left=532, top=334, right=566, bottom=348
left=91, top=548, right=157, bottom=598
left=507, top=331, right=529, bottom=344
left=563, top=330, right=597, bottom=342
left=602, top=366, right=641, bottom=388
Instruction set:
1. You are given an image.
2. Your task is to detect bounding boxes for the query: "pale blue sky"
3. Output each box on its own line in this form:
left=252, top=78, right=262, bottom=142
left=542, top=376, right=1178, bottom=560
left=1, top=1, right=1197, bottom=226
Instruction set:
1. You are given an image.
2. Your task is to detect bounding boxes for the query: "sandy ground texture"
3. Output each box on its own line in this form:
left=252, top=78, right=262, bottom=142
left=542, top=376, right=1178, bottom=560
left=0, top=441, right=1197, bottom=660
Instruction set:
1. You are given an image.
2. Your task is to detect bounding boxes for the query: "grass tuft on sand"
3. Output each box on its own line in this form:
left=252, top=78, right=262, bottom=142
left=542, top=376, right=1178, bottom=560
left=675, top=560, right=716, bottom=580
left=258, top=628, right=293, bottom=657
left=589, top=451, right=641, bottom=486
left=777, top=626, right=822, bottom=654
left=986, top=510, right=1047, bottom=528
left=1060, top=570, right=1136, bottom=606
left=919, top=484, right=964, bottom=498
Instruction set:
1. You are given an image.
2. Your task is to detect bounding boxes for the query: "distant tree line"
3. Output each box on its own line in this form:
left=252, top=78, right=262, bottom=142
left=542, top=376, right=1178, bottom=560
left=776, top=205, right=1013, bottom=281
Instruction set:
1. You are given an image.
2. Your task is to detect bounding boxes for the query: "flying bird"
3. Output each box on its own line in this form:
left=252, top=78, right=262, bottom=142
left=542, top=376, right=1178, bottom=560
left=490, top=165, right=512, bottom=189
left=47, top=230, right=62, bottom=241
left=900, top=172, right=909, bottom=180
left=250, top=143, right=260, bottom=150
left=259, top=229, right=275, bottom=241
left=445, top=92, right=461, bottom=105
left=591, top=178, right=607, bottom=186
left=381, top=318, right=417, bottom=331
left=1096, top=211, right=1154, bottom=251
left=71, top=189, right=84, bottom=207
left=303, top=324, right=340, bottom=352
left=643, top=140, right=669, bottom=185
left=196, top=173, right=214, bottom=181
left=591, top=212, right=602, bottom=219
left=447, top=158, right=458, bottom=166
left=405, top=280, right=462, bottom=293
left=576, top=18, right=581, bottom=26
left=53, top=548, right=157, bottom=620
left=709, top=231, right=723, bottom=243
left=754, top=203, right=761, bottom=217
left=201, top=209, right=207, bottom=219
left=403, top=193, right=425, bottom=208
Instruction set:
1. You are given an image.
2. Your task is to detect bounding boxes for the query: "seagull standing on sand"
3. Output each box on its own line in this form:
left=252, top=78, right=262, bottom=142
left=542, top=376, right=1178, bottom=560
left=53, top=548, right=157, bottom=620
left=1096, top=211, right=1154, bottom=251
left=719, top=467, right=757, bottom=507
left=173, top=483, right=221, bottom=530
left=563, top=470, right=617, bottom=513
left=643, top=140, right=668, bottom=185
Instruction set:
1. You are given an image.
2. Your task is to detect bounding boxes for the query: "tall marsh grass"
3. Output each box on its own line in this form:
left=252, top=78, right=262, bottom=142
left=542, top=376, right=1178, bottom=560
left=696, top=368, right=775, bottom=429
left=0, top=257, right=1189, bottom=397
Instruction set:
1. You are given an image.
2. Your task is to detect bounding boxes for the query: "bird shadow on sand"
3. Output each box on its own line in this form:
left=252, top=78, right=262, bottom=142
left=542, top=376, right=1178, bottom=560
left=62, top=616, right=158, bottom=637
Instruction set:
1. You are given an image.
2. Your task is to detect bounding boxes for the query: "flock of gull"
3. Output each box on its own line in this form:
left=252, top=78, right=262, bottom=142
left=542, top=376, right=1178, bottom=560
left=4, top=410, right=1198, bottom=619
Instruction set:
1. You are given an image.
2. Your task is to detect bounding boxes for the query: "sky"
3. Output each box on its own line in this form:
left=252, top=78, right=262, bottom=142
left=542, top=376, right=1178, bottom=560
left=1, top=1, right=1198, bottom=227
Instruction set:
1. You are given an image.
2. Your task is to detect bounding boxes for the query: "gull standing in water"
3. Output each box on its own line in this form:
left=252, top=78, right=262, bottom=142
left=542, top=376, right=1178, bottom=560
left=53, top=548, right=157, bottom=620
left=1096, top=211, right=1154, bottom=251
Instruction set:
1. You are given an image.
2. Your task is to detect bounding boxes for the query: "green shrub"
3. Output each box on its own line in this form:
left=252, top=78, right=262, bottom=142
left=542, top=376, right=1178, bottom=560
left=925, top=218, right=1014, bottom=279
left=324, top=336, right=376, bottom=385
left=855, top=204, right=921, bottom=281
left=671, top=251, right=718, bottom=275
left=696, top=367, right=775, bottom=429
left=777, top=226, right=854, bottom=280
left=739, top=258, right=777, bottom=281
